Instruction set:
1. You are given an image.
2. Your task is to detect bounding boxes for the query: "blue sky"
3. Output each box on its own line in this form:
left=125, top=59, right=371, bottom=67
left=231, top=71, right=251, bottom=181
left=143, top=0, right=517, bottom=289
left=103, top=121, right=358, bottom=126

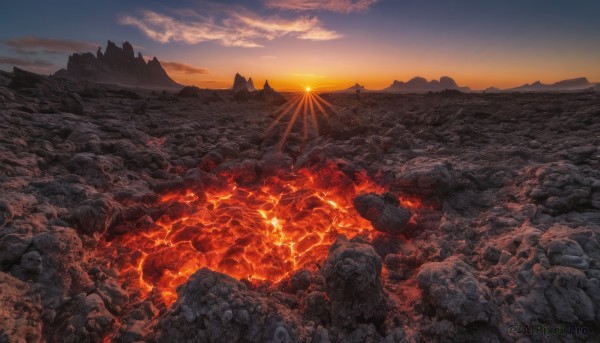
left=1, top=0, right=599, bottom=90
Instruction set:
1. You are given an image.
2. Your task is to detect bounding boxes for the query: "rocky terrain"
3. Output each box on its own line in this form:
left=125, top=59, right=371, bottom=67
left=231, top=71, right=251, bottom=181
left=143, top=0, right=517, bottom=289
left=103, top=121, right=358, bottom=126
left=1, top=67, right=600, bottom=342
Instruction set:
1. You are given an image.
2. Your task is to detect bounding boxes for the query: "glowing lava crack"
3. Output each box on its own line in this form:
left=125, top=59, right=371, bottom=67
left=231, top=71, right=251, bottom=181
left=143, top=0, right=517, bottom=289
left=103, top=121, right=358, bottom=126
left=99, top=164, right=419, bottom=306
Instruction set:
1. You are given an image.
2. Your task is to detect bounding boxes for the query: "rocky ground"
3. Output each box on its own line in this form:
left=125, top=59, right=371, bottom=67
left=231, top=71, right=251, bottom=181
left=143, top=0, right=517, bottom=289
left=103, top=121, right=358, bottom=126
left=1, top=68, right=600, bottom=342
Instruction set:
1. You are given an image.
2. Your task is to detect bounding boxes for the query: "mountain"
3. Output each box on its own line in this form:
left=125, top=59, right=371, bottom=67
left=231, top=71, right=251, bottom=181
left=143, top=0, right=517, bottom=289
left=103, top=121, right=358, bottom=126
left=247, top=77, right=256, bottom=92
left=341, top=83, right=367, bottom=93
left=507, top=77, right=592, bottom=92
left=383, top=76, right=469, bottom=93
left=231, top=73, right=257, bottom=92
left=257, top=80, right=286, bottom=105
left=54, top=41, right=181, bottom=89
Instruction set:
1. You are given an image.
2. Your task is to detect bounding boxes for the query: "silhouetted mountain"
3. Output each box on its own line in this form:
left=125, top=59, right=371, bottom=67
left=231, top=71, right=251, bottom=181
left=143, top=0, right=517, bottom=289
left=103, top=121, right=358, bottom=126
left=247, top=77, right=256, bottom=92
left=383, top=76, right=469, bottom=92
left=257, top=80, right=286, bottom=105
left=54, top=41, right=181, bottom=89
left=508, top=77, right=592, bottom=92
left=342, top=83, right=366, bottom=92
left=231, top=73, right=257, bottom=92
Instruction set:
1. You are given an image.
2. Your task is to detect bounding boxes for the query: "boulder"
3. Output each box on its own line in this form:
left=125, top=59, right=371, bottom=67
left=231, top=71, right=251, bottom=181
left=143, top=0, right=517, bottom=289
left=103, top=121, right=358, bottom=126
left=153, top=268, right=308, bottom=342
left=353, top=192, right=411, bottom=235
left=322, top=237, right=387, bottom=330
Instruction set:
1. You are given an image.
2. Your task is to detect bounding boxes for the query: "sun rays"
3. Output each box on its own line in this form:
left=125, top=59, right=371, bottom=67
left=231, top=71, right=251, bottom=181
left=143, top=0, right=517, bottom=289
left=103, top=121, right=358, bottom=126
left=264, top=89, right=337, bottom=151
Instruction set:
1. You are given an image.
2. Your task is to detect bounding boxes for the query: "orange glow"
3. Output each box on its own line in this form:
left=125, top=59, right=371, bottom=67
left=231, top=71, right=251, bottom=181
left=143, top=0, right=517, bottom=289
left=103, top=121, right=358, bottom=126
left=98, top=162, right=421, bottom=306
left=267, top=90, right=336, bottom=151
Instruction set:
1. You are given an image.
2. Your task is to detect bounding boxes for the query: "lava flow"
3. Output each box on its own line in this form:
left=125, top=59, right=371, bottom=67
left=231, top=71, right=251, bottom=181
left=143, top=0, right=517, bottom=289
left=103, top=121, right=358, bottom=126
left=99, top=163, right=419, bottom=306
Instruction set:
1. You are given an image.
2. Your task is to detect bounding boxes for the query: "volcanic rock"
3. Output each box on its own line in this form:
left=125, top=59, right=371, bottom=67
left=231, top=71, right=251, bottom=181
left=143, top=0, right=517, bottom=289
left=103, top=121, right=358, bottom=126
left=353, top=192, right=411, bottom=235
left=9, top=67, right=49, bottom=89
left=322, top=237, right=387, bottom=330
left=69, top=196, right=122, bottom=235
left=54, top=41, right=181, bottom=89
left=48, top=293, right=116, bottom=343
left=154, top=267, right=308, bottom=342
left=0, top=228, right=32, bottom=270
left=417, top=256, right=497, bottom=325
left=392, top=158, right=456, bottom=198
left=177, top=85, right=202, bottom=98
left=0, top=272, right=42, bottom=342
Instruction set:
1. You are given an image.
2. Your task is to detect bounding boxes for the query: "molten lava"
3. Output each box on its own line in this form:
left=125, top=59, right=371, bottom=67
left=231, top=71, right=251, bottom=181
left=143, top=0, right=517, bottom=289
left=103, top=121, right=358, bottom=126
left=99, top=163, right=419, bottom=306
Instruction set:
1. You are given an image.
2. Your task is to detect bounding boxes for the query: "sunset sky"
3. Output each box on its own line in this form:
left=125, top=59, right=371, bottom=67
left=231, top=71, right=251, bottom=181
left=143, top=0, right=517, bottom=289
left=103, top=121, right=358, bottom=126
left=1, top=0, right=599, bottom=91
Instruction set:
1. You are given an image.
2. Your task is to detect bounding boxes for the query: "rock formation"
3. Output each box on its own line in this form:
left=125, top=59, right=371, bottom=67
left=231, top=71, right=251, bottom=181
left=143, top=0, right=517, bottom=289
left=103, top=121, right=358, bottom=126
left=507, top=77, right=594, bottom=92
left=247, top=77, right=256, bottom=92
left=257, top=80, right=286, bottom=105
left=54, top=41, right=181, bottom=90
left=342, top=83, right=366, bottom=93
left=231, top=73, right=257, bottom=92
left=384, top=76, right=469, bottom=93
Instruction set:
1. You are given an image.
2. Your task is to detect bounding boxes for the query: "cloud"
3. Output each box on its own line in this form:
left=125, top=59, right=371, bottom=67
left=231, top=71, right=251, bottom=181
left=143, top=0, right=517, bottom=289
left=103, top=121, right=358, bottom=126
left=0, top=56, right=54, bottom=68
left=263, top=0, right=378, bottom=13
left=6, top=36, right=98, bottom=54
left=160, top=61, right=209, bottom=74
left=120, top=8, right=341, bottom=48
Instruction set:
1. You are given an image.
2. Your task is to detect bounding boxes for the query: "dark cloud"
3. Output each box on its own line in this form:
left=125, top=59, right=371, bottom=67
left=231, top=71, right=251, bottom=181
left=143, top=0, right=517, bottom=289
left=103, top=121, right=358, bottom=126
left=264, top=0, right=378, bottom=13
left=160, top=61, right=209, bottom=74
left=6, top=36, right=98, bottom=54
left=0, top=56, right=54, bottom=68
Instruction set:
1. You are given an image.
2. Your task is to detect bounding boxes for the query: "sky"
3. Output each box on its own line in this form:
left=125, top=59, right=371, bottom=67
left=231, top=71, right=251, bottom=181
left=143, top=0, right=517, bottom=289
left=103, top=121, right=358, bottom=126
left=1, top=0, right=599, bottom=91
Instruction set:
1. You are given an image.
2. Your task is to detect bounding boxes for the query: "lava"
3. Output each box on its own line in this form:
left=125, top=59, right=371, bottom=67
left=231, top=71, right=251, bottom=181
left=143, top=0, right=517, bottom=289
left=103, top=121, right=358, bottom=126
left=99, top=163, right=420, bottom=306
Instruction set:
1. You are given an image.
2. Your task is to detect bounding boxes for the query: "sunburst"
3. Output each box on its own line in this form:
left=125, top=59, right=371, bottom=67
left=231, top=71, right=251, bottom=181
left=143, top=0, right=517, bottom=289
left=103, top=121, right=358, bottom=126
left=264, top=87, right=337, bottom=151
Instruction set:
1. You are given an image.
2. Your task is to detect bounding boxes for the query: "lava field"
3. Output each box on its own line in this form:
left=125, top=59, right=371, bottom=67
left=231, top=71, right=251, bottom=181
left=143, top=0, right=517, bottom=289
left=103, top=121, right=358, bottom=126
left=1, top=69, right=600, bottom=342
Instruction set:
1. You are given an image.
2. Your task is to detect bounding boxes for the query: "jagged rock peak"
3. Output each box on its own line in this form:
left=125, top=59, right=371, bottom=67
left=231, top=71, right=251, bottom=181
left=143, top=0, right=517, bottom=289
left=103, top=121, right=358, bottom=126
left=247, top=77, right=256, bottom=92
left=53, top=40, right=181, bottom=89
left=263, top=80, right=273, bottom=91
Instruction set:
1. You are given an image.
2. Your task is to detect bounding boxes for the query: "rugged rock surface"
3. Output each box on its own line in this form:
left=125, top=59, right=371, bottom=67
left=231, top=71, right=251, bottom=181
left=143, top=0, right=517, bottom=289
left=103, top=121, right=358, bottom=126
left=54, top=41, right=181, bottom=90
left=353, top=193, right=411, bottom=235
left=154, top=268, right=309, bottom=342
left=1, top=68, right=599, bottom=342
left=323, top=237, right=387, bottom=330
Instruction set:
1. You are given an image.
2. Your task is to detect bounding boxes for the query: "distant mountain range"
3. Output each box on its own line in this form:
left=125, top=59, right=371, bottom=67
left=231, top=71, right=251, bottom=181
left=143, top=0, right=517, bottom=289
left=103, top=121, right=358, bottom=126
left=341, top=76, right=598, bottom=93
left=500, top=77, right=595, bottom=92
left=54, top=41, right=181, bottom=90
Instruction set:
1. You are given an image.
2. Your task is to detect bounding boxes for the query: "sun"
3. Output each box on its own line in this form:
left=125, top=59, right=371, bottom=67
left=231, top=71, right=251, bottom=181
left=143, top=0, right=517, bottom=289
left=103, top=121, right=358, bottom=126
left=305, top=86, right=311, bottom=92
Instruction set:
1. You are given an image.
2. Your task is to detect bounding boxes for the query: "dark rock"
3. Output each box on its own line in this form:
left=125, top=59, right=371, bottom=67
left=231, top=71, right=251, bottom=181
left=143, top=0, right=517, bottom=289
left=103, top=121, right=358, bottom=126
left=322, top=236, right=387, bottom=330
left=60, top=92, right=85, bottom=115
left=353, top=193, right=411, bottom=235
left=417, top=256, right=497, bottom=325
left=54, top=41, right=181, bottom=89
left=48, top=293, right=116, bottom=343
left=290, top=269, right=312, bottom=291
left=0, top=230, right=32, bottom=270
left=69, top=197, right=122, bottom=235
left=9, top=67, right=49, bottom=89
left=257, top=80, right=286, bottom=105
left=153, top=268, right=308, bottom=342
left=177, top=86, right=202, bottom=98
left=0, top=199, right=14, bottom=227
left=0, top=272, right=42, bottom=341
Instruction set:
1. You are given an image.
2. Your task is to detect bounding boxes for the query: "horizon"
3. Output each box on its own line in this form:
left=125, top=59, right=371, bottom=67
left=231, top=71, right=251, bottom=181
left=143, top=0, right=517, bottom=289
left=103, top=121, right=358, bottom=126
left=1, top=0, right=600, bottom=91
